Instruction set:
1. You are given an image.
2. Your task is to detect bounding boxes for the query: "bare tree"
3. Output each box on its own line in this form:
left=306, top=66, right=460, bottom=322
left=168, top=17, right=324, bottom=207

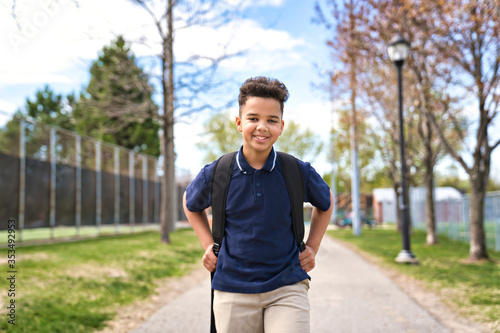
left=405, top=0, right=500, bottom=259
left=360, top=58, right=425, bottom=232
left=367, top=1, right=465, bottom=245
left=364, top=0, right=498, bottom=256
left=316, top=0, right=424, bottom=232
left=131, top=0, right=242, bottom=243
left=316, top=0, right=469, bottom=246
left=315, top=0, right=372, bottom=234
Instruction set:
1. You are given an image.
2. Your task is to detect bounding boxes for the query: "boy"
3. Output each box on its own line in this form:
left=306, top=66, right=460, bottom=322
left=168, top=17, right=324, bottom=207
left=183, top=76, right=333, bottom=332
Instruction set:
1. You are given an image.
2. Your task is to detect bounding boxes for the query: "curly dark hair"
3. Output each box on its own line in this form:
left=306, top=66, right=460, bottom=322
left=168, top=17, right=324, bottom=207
left=238, top=76, right=289, bottom=115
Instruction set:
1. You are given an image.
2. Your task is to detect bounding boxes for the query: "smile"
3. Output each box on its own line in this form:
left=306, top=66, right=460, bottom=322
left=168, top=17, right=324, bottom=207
left=253, top=135, right=269, bottom=142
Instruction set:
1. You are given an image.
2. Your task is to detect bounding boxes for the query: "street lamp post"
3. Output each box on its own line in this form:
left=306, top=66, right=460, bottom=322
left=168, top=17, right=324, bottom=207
left=387, top=34, right=419, bottom=264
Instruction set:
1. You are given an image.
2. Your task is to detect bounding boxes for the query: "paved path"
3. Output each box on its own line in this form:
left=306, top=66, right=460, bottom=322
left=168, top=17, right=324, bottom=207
left=132, top=233, right=470, bottom=333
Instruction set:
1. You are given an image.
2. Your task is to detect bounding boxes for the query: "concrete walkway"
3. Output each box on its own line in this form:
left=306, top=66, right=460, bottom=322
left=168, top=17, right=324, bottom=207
left=132, top=232, right=474, bottom=333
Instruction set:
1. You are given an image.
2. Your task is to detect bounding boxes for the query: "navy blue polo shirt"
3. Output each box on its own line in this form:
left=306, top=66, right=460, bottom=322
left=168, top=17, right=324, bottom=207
left=185, top=147, right=330, bottom=294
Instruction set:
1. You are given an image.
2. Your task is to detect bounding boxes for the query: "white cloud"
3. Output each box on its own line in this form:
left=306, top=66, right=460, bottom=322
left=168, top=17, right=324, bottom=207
left=0, top=100, right=18, bottom=126
left=0, top=99, right=18, bottom=113
left=170, top=18, right=306, bottom=72
left=284, top=101, right=333, bottom=175
left=1, top=0, right=306, bottom=88
left=0, top=0, right=154, bottom=86
left=285, top=102, right=331, bottom=138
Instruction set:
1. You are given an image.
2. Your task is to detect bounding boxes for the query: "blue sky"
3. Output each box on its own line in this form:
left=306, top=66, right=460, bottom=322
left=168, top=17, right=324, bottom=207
left=1, top=0, right=499, bottom=182
left=0, top=0, right=334, bottom=174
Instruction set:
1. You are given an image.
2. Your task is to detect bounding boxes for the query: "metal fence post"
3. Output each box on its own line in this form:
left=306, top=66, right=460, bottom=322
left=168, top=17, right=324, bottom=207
left=496, top=217, right=500, bottom=252
left=142, top=155, right=148, bottom=229
left=462, top=197, right=470, bottom=242
left=129, top=151, right=135, bottom=230
left=154, top=159, right=159, bottom=223
left=494, top=194, right=500, bottom=252
left=95, top=141, right=101, bottom=234
left=18, top=119, right=25, bottom=242
left=114, top=147, right=120, bottom=234
left=50, top=127, right=56, bottom=239
left=75, top=135, right=81, bottom=236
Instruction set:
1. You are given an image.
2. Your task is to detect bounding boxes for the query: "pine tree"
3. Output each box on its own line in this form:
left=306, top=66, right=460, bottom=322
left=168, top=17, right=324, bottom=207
left=75, top=36, right=160, bottom=156
left=23, top=85, right=76, bottom=130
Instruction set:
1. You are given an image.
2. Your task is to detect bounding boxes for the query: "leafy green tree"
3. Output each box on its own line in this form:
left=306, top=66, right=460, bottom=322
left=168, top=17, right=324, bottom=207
left=436, top=175, right=470, bottom=194
left=275, top=121, right=324, bottom=163
left=0, top=116, right=22, bottom=156
left=24, top=85, right=75, bottom=130
left=197, top=111, right=324, bottom=164
left=197, top=111, right=240, bottom=163
left=329, top=107, right=385, bottom=194
left=74, top=36, right=160, bottom=156
left=0, top=85, right=77, bottom=160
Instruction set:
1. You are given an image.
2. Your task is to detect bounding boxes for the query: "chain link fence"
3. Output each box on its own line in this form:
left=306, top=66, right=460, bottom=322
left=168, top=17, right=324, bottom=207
left=411, top=189, right=500, bottom=251
left=375, top=187, right=500, bottom=251
left=0, top=116, right=162, bottom=242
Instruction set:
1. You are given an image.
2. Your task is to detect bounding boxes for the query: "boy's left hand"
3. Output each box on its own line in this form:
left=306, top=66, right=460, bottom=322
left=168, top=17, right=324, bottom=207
left=299, top=245, right=316, bottom=273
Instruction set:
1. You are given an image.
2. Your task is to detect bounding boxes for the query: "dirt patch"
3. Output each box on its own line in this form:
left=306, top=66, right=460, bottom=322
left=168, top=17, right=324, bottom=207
left=0, top=252, right=56, bottom=265
left=66, top=263, right=128, bottom=280
left=97, top=262, right=207, bottom=333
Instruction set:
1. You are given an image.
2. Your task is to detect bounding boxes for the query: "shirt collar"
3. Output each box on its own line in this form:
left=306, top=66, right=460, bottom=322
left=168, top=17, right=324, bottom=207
left=236, top=146, right=277, bottom=174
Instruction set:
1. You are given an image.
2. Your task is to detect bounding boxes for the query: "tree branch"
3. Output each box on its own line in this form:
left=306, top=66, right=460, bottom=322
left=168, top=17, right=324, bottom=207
left=131, top=0, right=166, bottom=39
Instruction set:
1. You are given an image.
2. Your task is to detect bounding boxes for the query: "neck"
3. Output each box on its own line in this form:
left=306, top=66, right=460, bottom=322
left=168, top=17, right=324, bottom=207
left=242, top=147, right=271, bottom=170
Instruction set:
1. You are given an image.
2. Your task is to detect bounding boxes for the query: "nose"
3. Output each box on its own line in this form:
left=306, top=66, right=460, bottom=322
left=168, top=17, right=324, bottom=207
left=256, top=121, right=268, bottom=131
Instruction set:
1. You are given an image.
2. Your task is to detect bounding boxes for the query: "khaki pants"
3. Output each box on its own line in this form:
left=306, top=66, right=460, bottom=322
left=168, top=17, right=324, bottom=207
left=213, top=279, right=310, bottom=333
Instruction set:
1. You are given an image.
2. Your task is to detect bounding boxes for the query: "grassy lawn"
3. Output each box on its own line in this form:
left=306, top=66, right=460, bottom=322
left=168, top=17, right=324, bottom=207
left=423, top=221, right=499, bottom=250
left=0, top=229, right=204, bottom=333
left=0, top=225, right=159, bottom=245
left=328, top=227, right=500, bottom=332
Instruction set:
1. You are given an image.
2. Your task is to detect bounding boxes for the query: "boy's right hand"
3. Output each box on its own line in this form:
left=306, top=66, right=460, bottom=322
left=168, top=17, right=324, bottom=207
left=203, top=243, right=218, bottom=272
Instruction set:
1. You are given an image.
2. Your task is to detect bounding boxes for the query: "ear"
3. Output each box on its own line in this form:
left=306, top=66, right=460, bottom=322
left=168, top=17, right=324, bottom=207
left=235, top=116, right=242, bottom=132
left=279, top=120, right=285, bottom=135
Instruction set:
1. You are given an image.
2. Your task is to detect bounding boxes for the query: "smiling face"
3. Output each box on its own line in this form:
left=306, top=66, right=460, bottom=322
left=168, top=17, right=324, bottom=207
left=236, top=96, right=284, bottom=159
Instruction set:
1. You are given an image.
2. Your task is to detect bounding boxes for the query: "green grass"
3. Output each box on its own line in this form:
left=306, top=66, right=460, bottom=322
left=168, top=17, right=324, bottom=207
left=328, top=227, right=500, bottom=331
left=413, top=221, right=499, bottom=251
left=0, top=225, right=158, bottom=245
left=0, top=229, right=204, bottom=333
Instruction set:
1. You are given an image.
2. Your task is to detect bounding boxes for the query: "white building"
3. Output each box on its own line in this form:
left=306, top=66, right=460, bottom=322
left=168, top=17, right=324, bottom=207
left=373, top=187, right=463, bottom=224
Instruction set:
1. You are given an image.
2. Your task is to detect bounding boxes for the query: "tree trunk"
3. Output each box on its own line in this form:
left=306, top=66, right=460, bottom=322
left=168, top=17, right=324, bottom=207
left=159, top=130, right=169, bottom=243
left=467, top=91, right=491, bottom=260
left=424, top=168, right=437, bottom=244
left=160, top=84, right=171, bottom=243
left=160, top=0, right=175, bottom=243
left=423, top=119, right=437, bottom=244
left=468, top=181, right=488, bottom=260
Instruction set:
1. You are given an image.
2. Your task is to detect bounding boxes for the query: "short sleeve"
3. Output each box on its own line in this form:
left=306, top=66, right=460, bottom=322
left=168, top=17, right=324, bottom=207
left=301, top=162, right=331, bottom=212
left=185, top=162, right=216, bottom=212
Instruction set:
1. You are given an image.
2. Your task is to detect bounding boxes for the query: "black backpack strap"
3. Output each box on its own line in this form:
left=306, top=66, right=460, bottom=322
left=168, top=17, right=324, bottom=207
left=211, top=151, right=237, bottom=257
left=277, top=152, right=306, bottom=252
left=210, top=152, right=236, bottom=333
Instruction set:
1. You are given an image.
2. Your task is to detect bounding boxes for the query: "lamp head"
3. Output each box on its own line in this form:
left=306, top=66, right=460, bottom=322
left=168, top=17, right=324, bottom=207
left=387, top=34, right=410, bottom=63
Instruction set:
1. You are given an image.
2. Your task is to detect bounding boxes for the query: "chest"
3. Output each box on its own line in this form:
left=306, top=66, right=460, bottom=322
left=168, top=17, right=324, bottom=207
left=225, top=170, right=292, bottom=221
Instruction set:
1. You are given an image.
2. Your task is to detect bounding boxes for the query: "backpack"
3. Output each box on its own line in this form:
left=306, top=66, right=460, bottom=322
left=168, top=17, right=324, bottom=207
left=209, top=151, right=306, bottom=333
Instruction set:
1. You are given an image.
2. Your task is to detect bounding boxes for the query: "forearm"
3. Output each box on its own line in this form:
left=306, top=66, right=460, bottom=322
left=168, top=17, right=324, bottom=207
left=182, top=192, right=213, bottom=251
left=306, top=190, right=334, bottom=254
